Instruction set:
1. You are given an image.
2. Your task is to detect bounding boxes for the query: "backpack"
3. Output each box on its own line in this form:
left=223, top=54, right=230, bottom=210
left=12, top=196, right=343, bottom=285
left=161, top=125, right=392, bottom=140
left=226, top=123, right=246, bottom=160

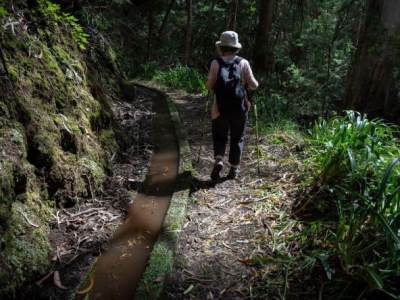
left=214, top=57, right=246, bottom=113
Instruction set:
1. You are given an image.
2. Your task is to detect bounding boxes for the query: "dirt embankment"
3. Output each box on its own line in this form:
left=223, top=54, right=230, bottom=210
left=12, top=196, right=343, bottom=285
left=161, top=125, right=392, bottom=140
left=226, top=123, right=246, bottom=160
left=0, top=2, right=145, bottom=297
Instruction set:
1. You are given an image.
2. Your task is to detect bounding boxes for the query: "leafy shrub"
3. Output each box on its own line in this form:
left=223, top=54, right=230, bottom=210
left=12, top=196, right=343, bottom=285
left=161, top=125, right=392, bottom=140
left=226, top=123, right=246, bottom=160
left=0, top=6, right=8, bottom=19
left=139, top=62, right=159, bottom=80
left=152, top=65, right=207, bottom=94
left=62, top=13, right=90, bottom=50
left=37, top=0, right=89, bottom=50
left=306, top=111, right=400, bottom=297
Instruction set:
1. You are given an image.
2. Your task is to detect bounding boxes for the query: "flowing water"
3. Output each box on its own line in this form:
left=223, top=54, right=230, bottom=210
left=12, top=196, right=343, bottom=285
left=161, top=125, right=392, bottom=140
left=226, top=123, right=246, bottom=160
left=79, top=88, right=179, bottom=300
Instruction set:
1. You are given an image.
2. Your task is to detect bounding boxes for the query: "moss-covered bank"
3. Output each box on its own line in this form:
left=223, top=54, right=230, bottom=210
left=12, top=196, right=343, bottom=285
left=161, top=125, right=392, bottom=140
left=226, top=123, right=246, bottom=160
left=0, top=1, right=127, bottom=296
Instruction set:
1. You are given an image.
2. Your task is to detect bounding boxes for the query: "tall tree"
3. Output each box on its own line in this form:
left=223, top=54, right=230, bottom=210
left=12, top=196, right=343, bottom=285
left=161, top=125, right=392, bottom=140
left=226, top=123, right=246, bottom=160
left=183, top=0, right=193, bottom=65
left=157, top=0, right=175, bottom=41
left=146, top=1, right=155, bottom=61
left=344, top=0, right=400, bottom=121
left=201, top=0, right=217, bottom=58
left=226, top=0, right=239, bottom=31
left=254, top=0, right=275, bottom=74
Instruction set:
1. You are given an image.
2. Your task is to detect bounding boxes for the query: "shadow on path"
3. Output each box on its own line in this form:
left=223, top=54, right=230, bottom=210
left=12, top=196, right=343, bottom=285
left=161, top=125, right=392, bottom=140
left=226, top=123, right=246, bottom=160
left=174, top=170, right=235, bottom=196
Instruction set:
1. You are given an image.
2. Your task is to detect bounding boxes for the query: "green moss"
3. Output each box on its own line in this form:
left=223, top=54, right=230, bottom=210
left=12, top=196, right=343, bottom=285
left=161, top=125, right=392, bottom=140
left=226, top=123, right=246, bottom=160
left=79, top=157, right=106, bottom=192
left=0, top=160, right=14, bottom=207
left=28, top=132, right=56, bottom=169
left=100, top=129, right=118, bottom=154
left=0, top=4, right=121, bottom=294
left=0, top=192, right=53, bottom=298
left=9, top=128, right=25, bottom=147
left=0, top=102, right=10, bottom=119
left=135, top=243, right=173, bottom=300
left=41, top=45, right=64, bottom=78
left=0, top=126, right=28, bottom=216
left=53, top=113, right=81, bottom=135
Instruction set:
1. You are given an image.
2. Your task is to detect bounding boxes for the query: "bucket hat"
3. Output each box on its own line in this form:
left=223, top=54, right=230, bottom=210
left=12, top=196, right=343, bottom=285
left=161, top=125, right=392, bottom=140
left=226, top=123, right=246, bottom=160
left=215, top=31, right=242, bottom=49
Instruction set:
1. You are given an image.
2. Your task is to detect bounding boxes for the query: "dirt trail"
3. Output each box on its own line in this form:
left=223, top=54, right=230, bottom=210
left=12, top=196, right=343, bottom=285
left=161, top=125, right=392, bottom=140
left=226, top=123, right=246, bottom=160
left=164, top=92, right=307, bottom=299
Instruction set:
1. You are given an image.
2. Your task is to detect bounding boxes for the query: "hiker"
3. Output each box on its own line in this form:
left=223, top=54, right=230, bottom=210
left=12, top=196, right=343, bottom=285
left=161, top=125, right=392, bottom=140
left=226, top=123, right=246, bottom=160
left=206, top=31, right=259, bottom=180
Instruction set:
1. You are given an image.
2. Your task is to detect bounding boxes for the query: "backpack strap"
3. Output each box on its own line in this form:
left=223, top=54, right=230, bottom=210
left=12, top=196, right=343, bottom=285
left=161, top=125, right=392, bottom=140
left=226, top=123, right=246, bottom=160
left=215, top=56, right=242, bottom=67
left=234, top=56, right=243, bottom=65
left=216, top=57, right=226, bottom=68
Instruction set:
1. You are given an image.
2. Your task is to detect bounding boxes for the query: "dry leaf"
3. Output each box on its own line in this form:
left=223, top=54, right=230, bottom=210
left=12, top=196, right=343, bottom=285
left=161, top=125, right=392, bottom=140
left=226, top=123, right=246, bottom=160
left=53, top=271, right=67, bottom=290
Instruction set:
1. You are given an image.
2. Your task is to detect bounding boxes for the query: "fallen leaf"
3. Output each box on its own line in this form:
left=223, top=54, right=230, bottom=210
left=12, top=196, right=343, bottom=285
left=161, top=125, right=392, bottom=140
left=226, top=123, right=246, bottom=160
left=53, top=271, right=67, bottom=290
left=77, top=276, right=94, bottom=294
left=183, top=284, right=194, bottom=295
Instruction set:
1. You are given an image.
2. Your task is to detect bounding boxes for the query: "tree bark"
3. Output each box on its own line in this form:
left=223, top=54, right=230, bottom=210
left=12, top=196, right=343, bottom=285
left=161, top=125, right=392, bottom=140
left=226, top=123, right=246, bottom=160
left=343, top=0, right=400, bottom=121
left=146, top=1, right=155, bottom=61
left=254, top=0, right=275, bottom=74
left=157, top=0, right=175, bottom=40
left=226, top=0, right=239, bottom=31
left=183, top=0, right=192, bottom=65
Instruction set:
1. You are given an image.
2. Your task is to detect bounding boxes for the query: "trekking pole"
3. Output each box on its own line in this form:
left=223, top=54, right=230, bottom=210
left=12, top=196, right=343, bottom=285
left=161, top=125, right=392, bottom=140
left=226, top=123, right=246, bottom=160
left=197, top=91, right=211, bottom=164
left=253, top=94, right=261, bottom=175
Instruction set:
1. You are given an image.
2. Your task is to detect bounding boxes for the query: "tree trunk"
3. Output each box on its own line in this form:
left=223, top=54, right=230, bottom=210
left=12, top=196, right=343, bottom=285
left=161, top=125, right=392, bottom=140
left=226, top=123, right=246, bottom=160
left=157, top=0, right=175, bottom=41
left=226, top=0, right=239, bottom=31
left=343, top=0, right=400, bottom=121
left=146, top=1, right=155, bottom=62
left=198, top=0, right=217, bottom=61
left=254, top=0, right=275, bottom=74
left=183, top=0, right=192, bottom=65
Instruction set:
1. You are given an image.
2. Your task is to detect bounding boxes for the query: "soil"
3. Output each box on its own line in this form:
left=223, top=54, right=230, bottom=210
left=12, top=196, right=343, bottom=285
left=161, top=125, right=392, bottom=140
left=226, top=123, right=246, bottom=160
left=27, top=88, right=155, bottom=299
left=163, top=92, right=312, bottom=299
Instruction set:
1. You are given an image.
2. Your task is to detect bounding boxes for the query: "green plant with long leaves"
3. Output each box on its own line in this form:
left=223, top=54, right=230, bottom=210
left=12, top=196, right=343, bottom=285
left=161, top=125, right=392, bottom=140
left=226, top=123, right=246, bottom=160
left=152, top=65, right=207, bottom=94
left=306, top=111, right=400, bottom=298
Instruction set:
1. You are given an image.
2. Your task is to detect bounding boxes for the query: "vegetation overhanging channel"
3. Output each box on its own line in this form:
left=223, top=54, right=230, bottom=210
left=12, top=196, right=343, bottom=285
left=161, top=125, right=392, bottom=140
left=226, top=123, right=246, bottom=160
left=0, top=0, right=399, bottom=299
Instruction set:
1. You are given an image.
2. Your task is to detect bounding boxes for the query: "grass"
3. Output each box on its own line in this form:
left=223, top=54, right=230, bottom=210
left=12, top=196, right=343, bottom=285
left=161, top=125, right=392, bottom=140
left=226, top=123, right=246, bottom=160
left=138, top=63, right=207, bottom=94
left=135, top=243, right=173, bottom=299
left=301, top=111, right=400, bottom=298
left=251, top=110, right=399, bottom=299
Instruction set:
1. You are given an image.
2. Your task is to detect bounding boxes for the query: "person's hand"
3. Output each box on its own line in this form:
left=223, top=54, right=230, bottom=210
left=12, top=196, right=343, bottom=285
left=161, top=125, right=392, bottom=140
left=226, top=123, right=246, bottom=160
left=245, top=99, right=251, bottom=112
left=211, top=99, right=220, bottom=120
left=246, top=88, right=255, bottom=103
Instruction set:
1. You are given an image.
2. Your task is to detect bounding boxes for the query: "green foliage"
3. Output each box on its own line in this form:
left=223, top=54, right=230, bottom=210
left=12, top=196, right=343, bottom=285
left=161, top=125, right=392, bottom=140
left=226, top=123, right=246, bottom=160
left=81, top=8, right=114, bottom=31
left=62, top=13, right=90, bottom=50
left=0, top=6, right=8, bottom=19
left=152, top=66, right=207, bottom=94
left=139, top=62, right=160, bottom=80
left=136, top=242, right=173, bottom=299
left=38, top=0, right=60, bottom=21
left=256, top=0, right=361, bottom=121
left=305, top=111, right=400, bottom=297
left=37, top=0, right=89, bottom=50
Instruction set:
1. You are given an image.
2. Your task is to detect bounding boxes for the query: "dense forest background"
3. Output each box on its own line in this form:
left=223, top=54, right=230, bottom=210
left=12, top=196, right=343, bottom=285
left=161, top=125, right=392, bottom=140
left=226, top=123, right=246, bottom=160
left=1, top=0, right=400, bottom=299
left=91, top=0, right=400, bottom=124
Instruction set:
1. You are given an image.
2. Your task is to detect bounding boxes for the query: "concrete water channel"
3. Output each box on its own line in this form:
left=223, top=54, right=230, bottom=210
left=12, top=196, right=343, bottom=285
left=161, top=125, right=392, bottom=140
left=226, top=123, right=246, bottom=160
left=79, top=86, right=179, bottom=300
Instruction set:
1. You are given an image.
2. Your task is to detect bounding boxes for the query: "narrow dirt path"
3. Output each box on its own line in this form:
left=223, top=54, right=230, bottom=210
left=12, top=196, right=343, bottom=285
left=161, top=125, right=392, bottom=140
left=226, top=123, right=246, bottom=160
left=164, top=92, right=310, bottom=299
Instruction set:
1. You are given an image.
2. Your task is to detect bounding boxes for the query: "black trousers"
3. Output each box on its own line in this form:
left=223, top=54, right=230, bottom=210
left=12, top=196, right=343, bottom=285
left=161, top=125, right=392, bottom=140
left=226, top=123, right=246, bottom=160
left=212, top=112, right=247, bottom=167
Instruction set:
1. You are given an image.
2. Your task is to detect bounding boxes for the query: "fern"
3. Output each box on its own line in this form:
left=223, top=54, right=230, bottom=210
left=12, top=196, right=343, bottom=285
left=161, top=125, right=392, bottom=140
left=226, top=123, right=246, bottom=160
left=37, top=0, right=89, bottom=50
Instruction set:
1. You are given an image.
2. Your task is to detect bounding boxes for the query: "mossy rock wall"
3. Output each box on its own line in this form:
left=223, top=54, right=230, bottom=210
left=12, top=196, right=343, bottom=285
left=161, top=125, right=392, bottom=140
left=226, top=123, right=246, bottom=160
left=0, top=2, right=124, bottom=296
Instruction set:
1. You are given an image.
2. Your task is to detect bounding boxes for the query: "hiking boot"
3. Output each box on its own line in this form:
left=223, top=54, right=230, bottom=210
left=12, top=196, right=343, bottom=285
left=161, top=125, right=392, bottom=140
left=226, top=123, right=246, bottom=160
left=211, top=161, right=223, bottom=181
left=227, top=167, right=239, bottom=179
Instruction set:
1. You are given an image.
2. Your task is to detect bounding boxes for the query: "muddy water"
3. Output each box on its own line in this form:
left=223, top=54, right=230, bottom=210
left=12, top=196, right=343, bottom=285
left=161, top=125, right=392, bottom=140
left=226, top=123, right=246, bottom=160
left=81, top=90, right=179, bottom=300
